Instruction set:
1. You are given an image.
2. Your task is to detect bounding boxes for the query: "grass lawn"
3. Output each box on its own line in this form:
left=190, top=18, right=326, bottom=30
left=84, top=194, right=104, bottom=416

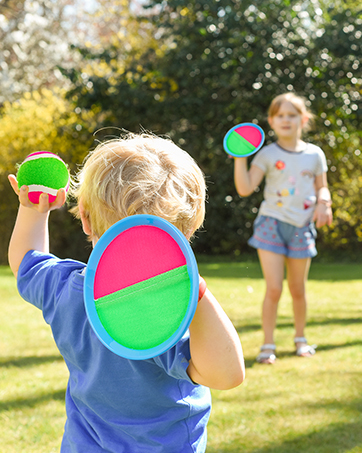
left=1, top=260, right=361, bottom=452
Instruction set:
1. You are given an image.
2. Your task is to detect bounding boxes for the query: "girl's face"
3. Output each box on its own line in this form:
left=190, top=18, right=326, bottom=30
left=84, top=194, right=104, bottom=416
left=268, top=101, right=308, bottom=140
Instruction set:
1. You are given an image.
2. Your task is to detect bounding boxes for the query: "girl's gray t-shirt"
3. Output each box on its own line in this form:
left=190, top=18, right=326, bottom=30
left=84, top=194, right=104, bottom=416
left=251, top=142, right=328, bottom=227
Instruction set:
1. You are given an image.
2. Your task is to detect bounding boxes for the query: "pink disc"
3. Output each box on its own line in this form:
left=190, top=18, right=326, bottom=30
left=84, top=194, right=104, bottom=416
left=94, top=225, right=186, bottom=299
left=234, top=125, right=263, bottom=147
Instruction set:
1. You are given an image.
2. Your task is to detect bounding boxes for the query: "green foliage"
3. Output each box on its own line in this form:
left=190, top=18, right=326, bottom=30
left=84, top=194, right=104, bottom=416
left=62, top=0, right=362, bottom=257
left=0, top=1, right=360, bottom=262
left=0, top=90, right=95, bottom=264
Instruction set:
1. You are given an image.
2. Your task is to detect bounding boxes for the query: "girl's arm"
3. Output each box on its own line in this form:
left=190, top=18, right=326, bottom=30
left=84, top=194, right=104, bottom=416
left=187, top=289, right=245, bottom=390
left=234, top=157, right=265, bottom=196
left=313, top=172, right=333, bottom=228
left=8, top=175, right=66, bottom=278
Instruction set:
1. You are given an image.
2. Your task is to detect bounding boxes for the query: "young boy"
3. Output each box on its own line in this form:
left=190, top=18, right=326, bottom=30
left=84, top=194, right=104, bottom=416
left=8, top=133, right=245, bottom=453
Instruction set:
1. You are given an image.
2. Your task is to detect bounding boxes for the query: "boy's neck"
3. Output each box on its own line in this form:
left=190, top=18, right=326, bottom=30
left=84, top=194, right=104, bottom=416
left=276, top=137, right=305, bottom=152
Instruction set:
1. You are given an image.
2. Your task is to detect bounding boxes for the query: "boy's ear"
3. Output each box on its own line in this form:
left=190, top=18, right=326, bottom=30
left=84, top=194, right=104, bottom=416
left=79, top=201, right=92, bottom=236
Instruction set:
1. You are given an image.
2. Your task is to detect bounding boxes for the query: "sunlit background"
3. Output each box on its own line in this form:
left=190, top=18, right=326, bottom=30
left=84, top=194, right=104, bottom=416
left=0, top=0, right=361, bottom=263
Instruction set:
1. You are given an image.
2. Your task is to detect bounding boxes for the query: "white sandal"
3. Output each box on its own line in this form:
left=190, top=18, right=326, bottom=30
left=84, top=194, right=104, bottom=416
left=256, top=344, right=276, bottom=364
left=294, top=337, right=317, bottom=357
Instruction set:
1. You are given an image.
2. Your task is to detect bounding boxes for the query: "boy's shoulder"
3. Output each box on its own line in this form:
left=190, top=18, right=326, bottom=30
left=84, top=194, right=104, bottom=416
left=18, top=250, right=86, bottom=295
left=20, top=250, right=86, bottom=273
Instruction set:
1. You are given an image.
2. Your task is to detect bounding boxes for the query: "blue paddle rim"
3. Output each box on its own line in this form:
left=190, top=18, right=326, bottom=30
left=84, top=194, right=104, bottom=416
left=223, top=122, right=265, bottom=158
left=84, top=214, right=199, bottom=360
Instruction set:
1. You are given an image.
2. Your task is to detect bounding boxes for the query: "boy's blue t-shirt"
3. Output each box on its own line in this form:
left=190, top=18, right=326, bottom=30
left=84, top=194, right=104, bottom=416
left=18, top=250, right=211, bottom=453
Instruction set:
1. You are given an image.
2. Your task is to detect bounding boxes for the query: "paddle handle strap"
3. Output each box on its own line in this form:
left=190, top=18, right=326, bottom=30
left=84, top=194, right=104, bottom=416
left=198, top=277, right=207, bottom=302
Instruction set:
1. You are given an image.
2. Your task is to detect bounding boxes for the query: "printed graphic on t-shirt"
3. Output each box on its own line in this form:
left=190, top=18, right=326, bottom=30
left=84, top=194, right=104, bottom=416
left=275, top=160, right=287, bottom=206
left=303, top=195, right=316, bottom=210
left=275, top=165, right=299, bottom=207
left=300, top=169, right=314, bottom=179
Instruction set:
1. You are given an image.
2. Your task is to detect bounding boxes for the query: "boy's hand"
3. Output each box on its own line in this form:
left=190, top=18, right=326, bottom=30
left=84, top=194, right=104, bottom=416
left=8, top=174, right=66, bottom=278
left=313, top=202, right=333, bottom=228
left=8, top=174, right=66, bottom=213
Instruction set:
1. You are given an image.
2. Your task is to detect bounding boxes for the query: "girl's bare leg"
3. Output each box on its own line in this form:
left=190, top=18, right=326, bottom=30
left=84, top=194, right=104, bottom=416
left=257, top=249, right=285, bottom=362
left=286, top=257, right=312, bottom=354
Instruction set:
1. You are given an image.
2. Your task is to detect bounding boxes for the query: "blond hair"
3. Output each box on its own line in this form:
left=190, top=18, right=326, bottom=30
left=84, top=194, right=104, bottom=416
left=268, top=93, right=315, bottom=131
left=70, top=133, right=206, bottom=240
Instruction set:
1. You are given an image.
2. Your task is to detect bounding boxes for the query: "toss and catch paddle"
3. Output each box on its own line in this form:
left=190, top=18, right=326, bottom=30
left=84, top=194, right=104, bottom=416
left=84, top=215, right=199, bottom=360
left=223, top=123, right=265, bottom=158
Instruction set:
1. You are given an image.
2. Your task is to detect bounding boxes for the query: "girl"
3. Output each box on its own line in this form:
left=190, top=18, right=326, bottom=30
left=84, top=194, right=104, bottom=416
left=234, top=93, right=332, bottom=364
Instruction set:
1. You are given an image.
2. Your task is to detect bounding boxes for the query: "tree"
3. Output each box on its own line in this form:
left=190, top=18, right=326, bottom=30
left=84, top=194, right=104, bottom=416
left=41, top=0, right=362, bottom=256
left=0, top=0, right=160, bottom=263
left=0, top=89, right=96, bottom=263
left=305, top=1, right=362, bottom=255
left=0, top=0, right=84, bottom=103
left=0, top=0, right=144, bottom=103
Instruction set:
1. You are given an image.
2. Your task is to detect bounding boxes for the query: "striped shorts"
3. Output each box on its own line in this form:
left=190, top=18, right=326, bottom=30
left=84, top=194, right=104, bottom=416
left=248, top=215, right=317, bottom=258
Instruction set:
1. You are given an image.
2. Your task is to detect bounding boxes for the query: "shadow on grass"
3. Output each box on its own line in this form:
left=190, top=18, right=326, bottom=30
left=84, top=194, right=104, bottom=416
left=274, top=339, right=362, bottom=360
left=242, top=337, right=362, bottom=368
left=236, top=318, right=362, bottom=368
left=241, top=338, right=362, bottom=368
left=253, top=420, right=362, bottom=453
left=198, top=261, right=362, bottom=281
left=207, top=420, right=362, bottom=453
left=0, top=389, right=66, bottom=412
left=236, top=317, right=362, bottom=335
left=0, top=354, right=63, bottom=368
left=199, top=262, right=262, bottom=280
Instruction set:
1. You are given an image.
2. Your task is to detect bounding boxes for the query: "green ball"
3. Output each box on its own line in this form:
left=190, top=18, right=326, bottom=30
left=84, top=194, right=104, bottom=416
left=17, top=151, right=69, bottom=203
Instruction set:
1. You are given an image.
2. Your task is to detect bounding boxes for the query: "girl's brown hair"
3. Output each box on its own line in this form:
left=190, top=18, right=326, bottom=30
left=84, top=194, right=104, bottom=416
left=268, top=93, right=315, bottom=131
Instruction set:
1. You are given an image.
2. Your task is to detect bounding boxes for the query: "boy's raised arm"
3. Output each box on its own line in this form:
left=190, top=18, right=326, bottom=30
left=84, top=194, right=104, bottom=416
left=8, top=175, right=66, bottom=278
left=187, top=289, right=245, bottom=390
